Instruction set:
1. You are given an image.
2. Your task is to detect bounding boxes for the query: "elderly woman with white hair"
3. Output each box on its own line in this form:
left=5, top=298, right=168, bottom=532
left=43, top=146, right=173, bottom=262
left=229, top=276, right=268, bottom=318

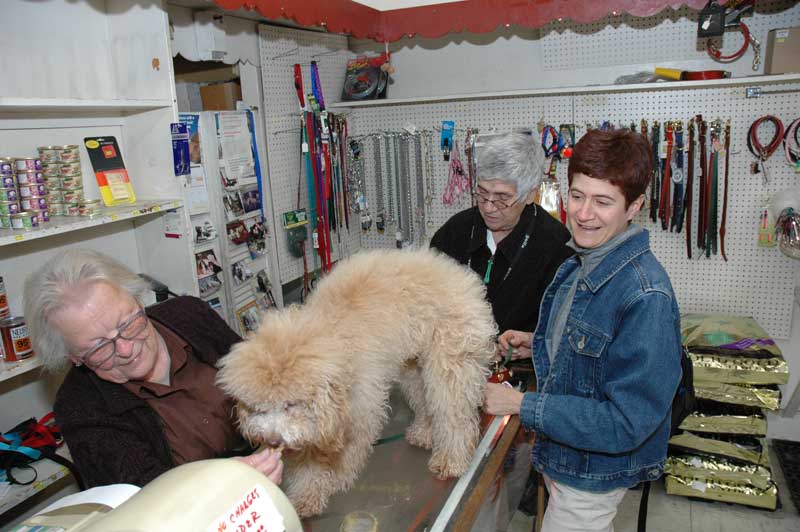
left=24, top=249, right=283, bottom=489
left=430, top=131, right=573, bottom=335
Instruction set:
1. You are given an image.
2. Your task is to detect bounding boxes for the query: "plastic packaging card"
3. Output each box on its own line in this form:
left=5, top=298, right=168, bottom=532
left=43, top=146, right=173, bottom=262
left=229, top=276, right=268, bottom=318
left=84, top=137, right=136, bottom=206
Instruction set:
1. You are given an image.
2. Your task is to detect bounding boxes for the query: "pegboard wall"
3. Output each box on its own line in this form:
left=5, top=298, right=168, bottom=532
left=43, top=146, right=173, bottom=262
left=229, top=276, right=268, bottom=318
left=257, top=9, right=800, bottom=339
left=347, top=83, right=800, bottom=339
left=538, top=0, right=800, bottom=74
left=258, top=25, right=358, bottom=285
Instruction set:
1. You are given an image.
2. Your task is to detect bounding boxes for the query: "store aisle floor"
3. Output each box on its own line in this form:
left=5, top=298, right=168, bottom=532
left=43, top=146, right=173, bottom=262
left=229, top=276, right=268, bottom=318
left=506, top=446, right=800, bottom=532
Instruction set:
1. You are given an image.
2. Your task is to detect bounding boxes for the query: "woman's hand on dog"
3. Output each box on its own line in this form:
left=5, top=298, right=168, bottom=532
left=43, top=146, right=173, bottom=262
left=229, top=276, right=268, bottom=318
left=235, top=447, right=284, bottom=485
left=483, top=382, right=524, bottom=416
left=494, top=329, right=533, bottom=362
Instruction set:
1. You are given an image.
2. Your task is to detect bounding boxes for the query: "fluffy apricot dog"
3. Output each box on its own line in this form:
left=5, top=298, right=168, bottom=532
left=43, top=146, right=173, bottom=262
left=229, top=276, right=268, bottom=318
left=216, top=249, right=497, bottom=517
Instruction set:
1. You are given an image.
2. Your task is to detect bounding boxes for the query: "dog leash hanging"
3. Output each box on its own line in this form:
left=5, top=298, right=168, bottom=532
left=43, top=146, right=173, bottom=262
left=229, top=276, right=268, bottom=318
left=785, top=117, right=800, bottom=171
left=706, top=121, right=721, bottom=257
left=295, top=64, right=321, bottom=277
left=659, top=122, right=674, bottom=231
left=670, top=122, right=685, bottom=233
left=697, top=116, right=708, bottom=251
left=720, top=119, right=731, bottom=261
left=442, top=140, right=469, bottom=205
left=685, top=118, right=695, bottom=259
left=650, top=121, right=661, bottom=223
left=747, top=114, right=785, bottom=185
left=708, top=20, right=761, bottom=71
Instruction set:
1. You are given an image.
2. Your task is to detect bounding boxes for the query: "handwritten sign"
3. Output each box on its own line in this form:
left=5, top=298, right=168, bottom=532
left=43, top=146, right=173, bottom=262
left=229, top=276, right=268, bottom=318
left=207, top=484, right=285, bottom=532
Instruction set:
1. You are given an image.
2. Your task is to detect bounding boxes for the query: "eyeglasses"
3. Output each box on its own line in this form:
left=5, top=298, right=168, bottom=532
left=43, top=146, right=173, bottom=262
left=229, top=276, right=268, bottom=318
left=74, top=308, right=149, bottom=369
left=472, top=192, right=519, bottom=211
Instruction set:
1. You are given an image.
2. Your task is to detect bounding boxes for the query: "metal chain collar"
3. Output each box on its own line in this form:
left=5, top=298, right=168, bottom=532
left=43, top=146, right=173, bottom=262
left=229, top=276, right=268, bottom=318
left=385, top=134, right=395, bottom=226
left=413, top=133, right=426, bottom=241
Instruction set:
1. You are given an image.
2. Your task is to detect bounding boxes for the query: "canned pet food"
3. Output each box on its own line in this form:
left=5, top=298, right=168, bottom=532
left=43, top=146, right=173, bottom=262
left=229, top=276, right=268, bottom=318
left=60, top=176, right=82, bottom=188
left=0, top=175, right=15, bottom=188
left=0, top=187, right=18, bottom=202
left=60, top=162, right=82, bottom=176
left=0, top=215, right=10, bottom=228
left=58, top=145, right=81, bottom=162
left=37, top=146, right=60, bottom=163
left=0, top=316, right=35, bottom=362
left=49, top=202, right=64, bottom=216
left=0, top=200, right=20, bottom=215
left=18, top=183, right=47, bottom=198
left=47, top=189, right=63, bottom=202
left=10, top=211, right=38, bottom=229
left=32, top=208, right=49, bottom=223
left=21, top=195, right=47, bottom=211
left=61, top=188, right=83, bottom=203
left=16, top=170, right=44, bottom=185
left=0, top=276, right=8, bottom=319
left=42, top=162, right=61, bottom=177
left=15, top=157, right=40, bottom=172
left=0, top=158, right=13, bottom=176
left=44, top=178, right=63, bottom=191
left=64, top=202, right=80, bottom=216
left=79, top=199, right=101, bottom=216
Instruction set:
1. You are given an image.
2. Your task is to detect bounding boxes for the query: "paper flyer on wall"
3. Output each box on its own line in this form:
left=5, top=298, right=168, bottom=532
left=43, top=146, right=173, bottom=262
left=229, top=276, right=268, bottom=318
left=216, top=112, right=255, bottom=182
left=179, top=113, right=202, bottom=165
left=170, top=122, right=191, bottom=179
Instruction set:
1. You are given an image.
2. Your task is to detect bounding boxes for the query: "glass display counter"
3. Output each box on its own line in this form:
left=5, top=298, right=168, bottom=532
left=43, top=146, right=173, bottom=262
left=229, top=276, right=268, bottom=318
left=306, top=377, right=538, bottom=532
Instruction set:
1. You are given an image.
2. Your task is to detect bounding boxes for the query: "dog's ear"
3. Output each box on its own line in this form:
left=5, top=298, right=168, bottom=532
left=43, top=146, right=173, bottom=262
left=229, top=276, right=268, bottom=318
left=313, top=377, right=348, bottom=455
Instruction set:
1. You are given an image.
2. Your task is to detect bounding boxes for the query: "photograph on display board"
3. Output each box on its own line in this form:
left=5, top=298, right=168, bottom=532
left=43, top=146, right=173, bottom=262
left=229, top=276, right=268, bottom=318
left=223, top=191, right=245, bottom=221
left=246, top=216, right=267, bottom=259
left=255, top=269, right=270, bottom=294
left=179, top=114, right=202, bottom=164
left=226, top=220, right=250, bottom=245
left=198, top=273, right=222, bottom=297
left=192, top=214, right=217, bottom=243
left=236, top=301, right=262, bottom=336
left=231, top=258, right=254, bottom=286
left=195, top=249, right=223, bottom=279
left=240, top=184, right=261, bottom=214
left=220, top=165, right=238, bottom=189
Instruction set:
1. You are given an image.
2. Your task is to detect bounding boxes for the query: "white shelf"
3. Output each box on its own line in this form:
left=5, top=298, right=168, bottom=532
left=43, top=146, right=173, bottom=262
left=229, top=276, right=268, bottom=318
left=328, top=73, right=800, bottom=108
left=0, top=454, right=72, bottom=516
left=0, top=199, right=183, bottom=246
left=0, top=357, right=43, bottom=384
left=0, top=97, right=174, bottom=112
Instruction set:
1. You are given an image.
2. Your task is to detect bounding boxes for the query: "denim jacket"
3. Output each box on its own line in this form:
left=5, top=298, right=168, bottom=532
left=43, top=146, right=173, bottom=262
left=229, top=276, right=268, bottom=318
left=519, top=229, right=682, bottom=492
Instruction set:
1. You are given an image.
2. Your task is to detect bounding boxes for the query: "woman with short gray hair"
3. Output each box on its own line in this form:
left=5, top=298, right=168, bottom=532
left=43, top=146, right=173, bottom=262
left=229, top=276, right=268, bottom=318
left=430, top=131, right=573, bottom=335
left=24, top=249, right=283, bottom=489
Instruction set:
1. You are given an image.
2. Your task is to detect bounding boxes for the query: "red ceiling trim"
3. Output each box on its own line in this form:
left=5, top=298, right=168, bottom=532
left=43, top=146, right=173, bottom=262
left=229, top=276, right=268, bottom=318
left=213, top=1, right=713, bottom=42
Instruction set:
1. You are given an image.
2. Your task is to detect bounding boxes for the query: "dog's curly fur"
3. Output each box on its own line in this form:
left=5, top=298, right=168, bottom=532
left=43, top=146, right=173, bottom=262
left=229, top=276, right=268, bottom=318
left=216, top=249, right=497, bottom=517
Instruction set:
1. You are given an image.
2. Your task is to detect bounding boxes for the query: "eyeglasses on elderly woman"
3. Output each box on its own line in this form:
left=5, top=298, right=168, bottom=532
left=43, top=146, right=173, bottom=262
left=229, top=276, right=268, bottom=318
left=72, top=307, right=149, bottom=369
left=472, top=191, right=520, bottom=211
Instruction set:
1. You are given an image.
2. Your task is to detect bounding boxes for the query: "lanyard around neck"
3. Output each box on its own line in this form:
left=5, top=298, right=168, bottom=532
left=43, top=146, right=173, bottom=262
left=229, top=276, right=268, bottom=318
left=468, top=204, right=538, bottom=286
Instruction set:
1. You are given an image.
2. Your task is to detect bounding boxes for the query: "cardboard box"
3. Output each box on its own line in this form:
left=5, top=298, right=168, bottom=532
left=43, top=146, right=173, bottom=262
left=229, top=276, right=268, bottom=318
left=200, top=82, right=242, bottom=110
left=764, top=27, right=800, bottom=75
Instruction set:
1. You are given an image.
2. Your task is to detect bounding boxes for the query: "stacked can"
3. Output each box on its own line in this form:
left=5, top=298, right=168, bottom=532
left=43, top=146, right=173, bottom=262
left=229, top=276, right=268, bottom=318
left=41, top=145, right=88, bottom=218
left=15, top=156, right=47, bottom=227
left=0, top=156, right=45, bottom=230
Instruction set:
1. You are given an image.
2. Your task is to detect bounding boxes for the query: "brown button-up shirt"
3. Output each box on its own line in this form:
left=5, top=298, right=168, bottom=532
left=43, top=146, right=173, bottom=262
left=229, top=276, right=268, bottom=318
left=122, top=322, right=241, bottom=465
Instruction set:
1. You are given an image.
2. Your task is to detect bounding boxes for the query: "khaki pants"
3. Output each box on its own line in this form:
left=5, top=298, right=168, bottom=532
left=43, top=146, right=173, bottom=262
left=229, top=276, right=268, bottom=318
left=541, top=475, right=627, bottom=532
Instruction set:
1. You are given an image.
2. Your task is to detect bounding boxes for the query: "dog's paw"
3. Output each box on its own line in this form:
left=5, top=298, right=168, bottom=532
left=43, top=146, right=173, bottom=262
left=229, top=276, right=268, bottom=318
left=291, top=494, right=327, bottom=518
left=405, top=423, right=433, bottom=449
left=428, top=457, right=468, bottom=479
